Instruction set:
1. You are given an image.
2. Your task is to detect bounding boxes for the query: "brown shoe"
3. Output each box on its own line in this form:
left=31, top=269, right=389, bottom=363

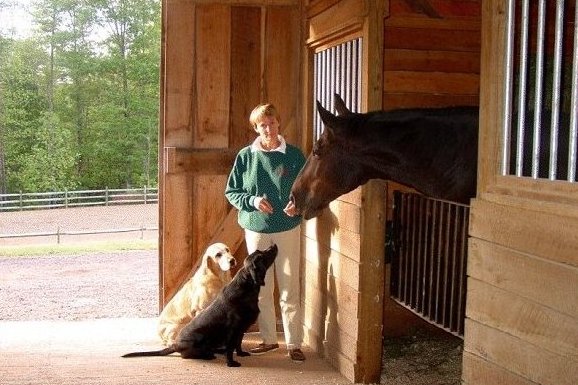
left=249, top=343, right=279, bottom=355
left=289, top=348, right=306, bottom=362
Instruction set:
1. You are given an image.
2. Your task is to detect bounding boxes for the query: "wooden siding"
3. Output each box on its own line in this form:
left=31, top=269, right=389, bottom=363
left=383, top=0, right=481, bottom=110
left=463, top=1, right=578, bottom=384
left=160, top=1, right=301, bottom=306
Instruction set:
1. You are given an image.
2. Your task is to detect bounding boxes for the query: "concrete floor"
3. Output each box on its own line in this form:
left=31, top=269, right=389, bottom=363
left=0, top=317, right=352, bottom=385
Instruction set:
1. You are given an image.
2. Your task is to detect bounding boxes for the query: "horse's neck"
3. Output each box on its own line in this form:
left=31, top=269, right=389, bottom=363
left=359, top=121, right=470, bottom=202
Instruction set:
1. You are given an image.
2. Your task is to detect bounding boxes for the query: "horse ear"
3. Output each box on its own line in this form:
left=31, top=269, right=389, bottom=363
left=333, top=94, right=351, bottom=116
left=316, top=101, right=341, bottom=136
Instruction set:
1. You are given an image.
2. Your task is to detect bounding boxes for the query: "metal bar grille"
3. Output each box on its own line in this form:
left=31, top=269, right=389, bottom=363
left=313, top=38, right=363, bottom=140
left=390, top=191, right=469, bottom=337
left=502, top=0, right=578, bottom=182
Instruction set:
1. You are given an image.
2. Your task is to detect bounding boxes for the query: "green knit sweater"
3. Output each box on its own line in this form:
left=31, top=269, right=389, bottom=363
left=225, top=142, right=306, bottom=233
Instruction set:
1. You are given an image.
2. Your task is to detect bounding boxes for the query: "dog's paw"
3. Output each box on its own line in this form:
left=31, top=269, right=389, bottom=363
left=227, top=360, right=241, bottom=367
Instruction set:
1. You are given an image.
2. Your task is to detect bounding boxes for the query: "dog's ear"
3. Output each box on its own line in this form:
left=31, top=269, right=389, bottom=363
left=248, top=261, right=266, bottom=286
left=206, top=256, right=220, bottom=276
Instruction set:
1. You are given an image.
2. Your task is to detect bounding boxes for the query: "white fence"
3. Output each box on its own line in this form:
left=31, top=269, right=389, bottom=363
left=0, top=187, right=158, bottom=212
left=1, top=226, right=157, bottom=244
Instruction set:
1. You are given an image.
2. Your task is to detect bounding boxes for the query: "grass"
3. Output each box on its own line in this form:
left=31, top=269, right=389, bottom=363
left=0, top=239, right=158, bottom=257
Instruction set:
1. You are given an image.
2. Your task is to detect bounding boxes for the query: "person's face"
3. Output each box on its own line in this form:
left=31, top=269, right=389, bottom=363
left=254, top=115, right=280, bottom=149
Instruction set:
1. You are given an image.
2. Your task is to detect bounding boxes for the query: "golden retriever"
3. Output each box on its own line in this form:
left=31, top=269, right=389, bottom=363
left=158, top=242, right=236, bottom=346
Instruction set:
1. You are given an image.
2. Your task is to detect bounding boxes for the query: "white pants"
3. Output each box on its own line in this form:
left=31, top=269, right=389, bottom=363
left=244, top=227, right=303, bottom=350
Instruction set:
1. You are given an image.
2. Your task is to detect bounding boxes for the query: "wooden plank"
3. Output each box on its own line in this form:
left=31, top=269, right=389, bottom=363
left=464, top=320, right=578, bottom=385
left=384, top=71, right=479, bottom=95
left=307, top=0, right=365, bottom=46
left=164, top=0, right=195, bottom=146
left=355, top=179, right=386, bottom=383
left=304, top=216, right=361, bottom=262
left=192, top=175, right=229, bottom=264
left=164, top=147, right=236, bottom=175
left=468, top=238, right=578, bottom=318
left=384, top=27, right=480, bottom=51
left=466, top=278, right=578, bottom=359
left=302, top=279, right=360, bottom=346
left=336, top=186, right=362, bottom=207
left=230, top=6, right=262, bottom=150
left=384, top=16, right=481, bottom=31
left=469, top=199, right=578, bottom=267
left=304, top=239, right=361, bottom=291
left=303, top=326, right=357, bottom=382
left=476, top=0, right=505, bottom=193
left=328, top=199, right=361, bottom=233
left=194, top=4, right=231, bottom=149
left=161, top=173, right=193, bottom=306
left=462, top=351, right=538, bottom=385
left=384, top=48, right=480, bottom=73
left=383, top=92, right=479, bottom=110
left=264, top=6, right=301, bottom=144
left=389, top=0, right=481, bottom=19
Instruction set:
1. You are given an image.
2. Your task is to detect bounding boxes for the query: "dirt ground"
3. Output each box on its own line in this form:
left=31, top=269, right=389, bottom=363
left=0, top=205, right=463, bottom=384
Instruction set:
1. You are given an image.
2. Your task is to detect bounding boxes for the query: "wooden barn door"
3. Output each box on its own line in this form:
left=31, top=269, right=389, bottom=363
left=464, top=1, right=578, bottom=384
left=159, top=1, right=301, bottom=307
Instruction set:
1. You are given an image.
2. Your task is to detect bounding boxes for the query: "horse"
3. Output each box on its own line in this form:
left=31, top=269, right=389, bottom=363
left=290, top=95, right=479, bottom=220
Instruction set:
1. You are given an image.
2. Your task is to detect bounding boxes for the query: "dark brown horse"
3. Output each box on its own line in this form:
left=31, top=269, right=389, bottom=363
left=290, top=95, right=479, bottom=219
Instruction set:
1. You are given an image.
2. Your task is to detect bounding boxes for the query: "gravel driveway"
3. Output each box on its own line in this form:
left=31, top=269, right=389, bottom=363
left=0, top=250, right=158, bottom=321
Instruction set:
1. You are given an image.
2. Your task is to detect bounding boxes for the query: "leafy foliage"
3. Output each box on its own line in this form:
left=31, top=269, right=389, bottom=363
left=0, top=0, right=160, bottom=193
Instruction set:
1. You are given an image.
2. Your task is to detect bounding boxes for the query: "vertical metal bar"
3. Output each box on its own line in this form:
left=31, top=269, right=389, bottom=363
left=427, top=200, right=438, bottom=318
left=442, top=202, right=451, bottom=327
left=421, top=198, right=428, bottom=313
left=516, top=0, right=531, bottom=176
left=434, top=200, right=443, bottom=324
left=502, top=0, right=516, bottom=175
left=412, top=195, right=424, bottom=307
left=403, top=194, right=411, bottom=302
left=457, top=205, right=469, bottom=335
left=345, top=41, right=352, bottom=110
left=532, top=0, right=547, bottom=179
left=549, top=0, right=565, bottom=180
left=395, top=192, right=404, bottom=300
left=352, top=39, right=359, bottom=112
left=449, top=205, right=459, bottom=333
left=335, top=44, right=341, bottom=102
left=406, top=195, right=416, bottom=304
left=568, top=1, right=578, bottom=182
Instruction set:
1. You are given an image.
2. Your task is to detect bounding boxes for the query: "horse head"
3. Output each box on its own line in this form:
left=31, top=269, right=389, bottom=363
left=290, top=95, right=376, bottom=219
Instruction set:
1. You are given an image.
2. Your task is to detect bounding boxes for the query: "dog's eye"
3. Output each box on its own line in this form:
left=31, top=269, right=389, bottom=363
left=216, top=252, right=222, bottom=257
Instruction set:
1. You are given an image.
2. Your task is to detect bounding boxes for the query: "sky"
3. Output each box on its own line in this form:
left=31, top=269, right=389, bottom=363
left=0, top=0, right=34, bottom=38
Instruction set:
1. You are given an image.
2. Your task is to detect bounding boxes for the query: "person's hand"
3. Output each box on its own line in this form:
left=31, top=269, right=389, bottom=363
left=283, top=200, right=297, bottom=217
left=256, top=196, right=274, bottom=214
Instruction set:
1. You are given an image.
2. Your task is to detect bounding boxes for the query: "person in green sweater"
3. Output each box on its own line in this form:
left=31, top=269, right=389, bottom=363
left=225, top=103, right=306, bottom=362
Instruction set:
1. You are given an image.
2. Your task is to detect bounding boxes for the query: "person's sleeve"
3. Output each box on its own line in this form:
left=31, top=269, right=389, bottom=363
left=225, top=153, right=257, bottom=212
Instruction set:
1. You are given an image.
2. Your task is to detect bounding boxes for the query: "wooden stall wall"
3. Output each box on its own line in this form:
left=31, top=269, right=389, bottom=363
left=463, top=1, right=578, bottom=384
left=159, top=0, right=301, bottom=307
left=381, top=0, right=481, bottom=335
left=301, top=1, right=386, bottom=383
left=383, top=0, right=481, bottom=110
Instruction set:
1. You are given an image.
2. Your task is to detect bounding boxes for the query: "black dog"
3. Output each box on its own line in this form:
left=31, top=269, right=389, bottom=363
left=122, top=244, right=278, bottom=367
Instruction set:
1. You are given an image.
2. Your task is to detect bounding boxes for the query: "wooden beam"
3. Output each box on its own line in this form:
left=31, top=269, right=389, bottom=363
left=164, top=147, right=237, bottom=175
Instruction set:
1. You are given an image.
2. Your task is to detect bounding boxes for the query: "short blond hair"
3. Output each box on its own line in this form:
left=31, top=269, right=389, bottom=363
left=249, top=103, right=280, bottom=129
